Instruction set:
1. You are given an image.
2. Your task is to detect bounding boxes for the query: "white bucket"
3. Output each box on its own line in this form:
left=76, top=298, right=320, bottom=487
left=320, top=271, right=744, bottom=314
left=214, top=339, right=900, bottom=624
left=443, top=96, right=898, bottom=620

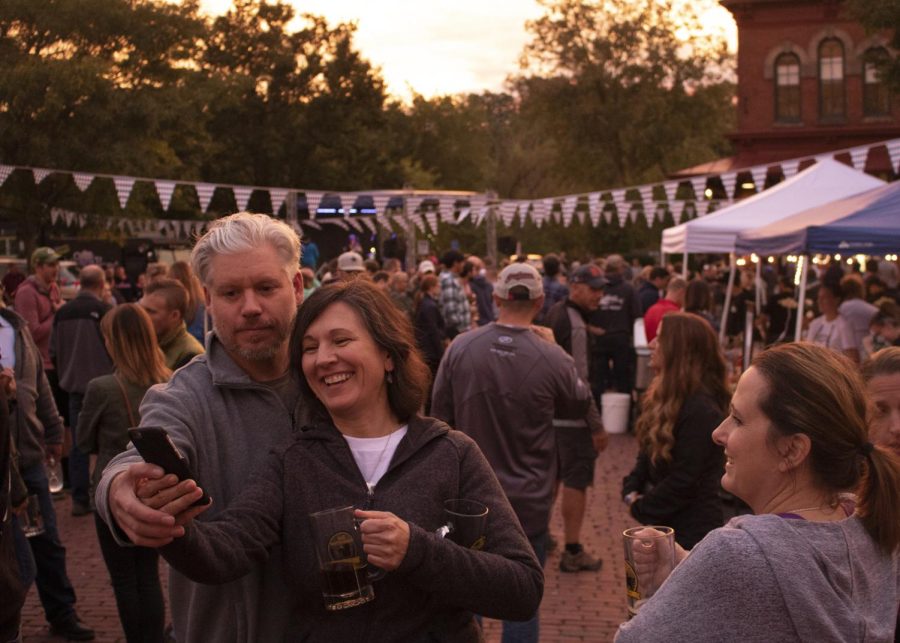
left=601, top=392, right=631, bottom=434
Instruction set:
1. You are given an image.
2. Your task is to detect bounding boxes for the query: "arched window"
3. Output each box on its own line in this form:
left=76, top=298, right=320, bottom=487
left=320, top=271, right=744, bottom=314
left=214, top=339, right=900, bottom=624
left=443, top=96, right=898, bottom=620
left=863, top=47, right=891, bottom=116
left=818, top=39, right=845, bottom=120
left=774, top=53, right=801, bottom=122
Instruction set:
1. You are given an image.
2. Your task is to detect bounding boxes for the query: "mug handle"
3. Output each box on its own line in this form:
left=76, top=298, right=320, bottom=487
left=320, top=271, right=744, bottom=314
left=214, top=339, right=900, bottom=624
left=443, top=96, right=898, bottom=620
left=354, top=517, right=386, bottom=581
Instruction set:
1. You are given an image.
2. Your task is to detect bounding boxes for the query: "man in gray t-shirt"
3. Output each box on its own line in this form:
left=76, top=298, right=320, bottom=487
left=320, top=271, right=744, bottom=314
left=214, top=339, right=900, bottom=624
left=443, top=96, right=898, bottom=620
left=432, top=262, right=593, bottom=643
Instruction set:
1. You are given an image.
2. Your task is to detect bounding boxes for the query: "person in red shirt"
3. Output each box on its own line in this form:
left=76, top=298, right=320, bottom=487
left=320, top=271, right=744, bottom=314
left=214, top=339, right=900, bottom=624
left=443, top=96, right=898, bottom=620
left=644, top=277, right=686, bottom=342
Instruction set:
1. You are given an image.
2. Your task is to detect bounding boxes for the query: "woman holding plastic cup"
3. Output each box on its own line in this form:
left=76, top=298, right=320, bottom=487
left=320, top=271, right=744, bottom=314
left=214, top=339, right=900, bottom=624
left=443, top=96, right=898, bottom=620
left=615, top=343, right=900, bottom=641
left=155, top=279, right=542, bottom=640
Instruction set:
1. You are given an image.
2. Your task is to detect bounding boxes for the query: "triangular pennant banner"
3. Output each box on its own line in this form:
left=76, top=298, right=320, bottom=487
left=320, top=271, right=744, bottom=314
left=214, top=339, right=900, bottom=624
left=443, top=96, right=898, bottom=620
left=781, top=160, right=800, bottom=178
left=424, top=211, right=439, bottom=234
left=469, top=197, right=488, bottom=220
left=720, top=173, right=736, bottom=200
left=33, top=168, right=52, bottom=184
left=499, top=202, right=517, bottom=226
left=612, top=190, right=628, bottom=227
left=233, top=187, right=253, bottom=212
left=436, top=197, right=455, bottom=222
left=412, top=214, right=426, bottom=234
left=602, top=203, right=613, bottom=224
left=72, top=173, right=94, bottom=192
left=50, top=209, right=62, bottom=225
left=474, top=206, right=490, bottom=227
left=113, top=176, right=135, bottom=210
left=751, top=167, right=767, bottom=189
left=372, top=194, right=391, bottom=215
left=156, top=180, right=176, bottom=212
left=269, top=189, right=288, bottom=215
left=405, top=197, right=424, bottom=215
left=663, top=182, right=678, bottom=202
left=195, top=183, right=216, bottom=212
left=305, top=191, right=325, bottom=217
left=587, top=193, right=602, bottom=226
left=638, top=186, right=654, bottom=204
left=696, top=200, right=710, bottom=218
left=849, top=147, right=868, bottom=170
left=690, top=178, right=706, bottom=201
left=575, top=209, right=586, bottom=225
left=0, top=165, right=13, bottom=188
left=886, top=141, right=900, bottom=171
left=456, top=208, right=471, bottom=225
left=561, top=196, right=578, bottom=227
left=531, top=199, right=550, bottom=225
left=673, top=201, right=686, bottom=224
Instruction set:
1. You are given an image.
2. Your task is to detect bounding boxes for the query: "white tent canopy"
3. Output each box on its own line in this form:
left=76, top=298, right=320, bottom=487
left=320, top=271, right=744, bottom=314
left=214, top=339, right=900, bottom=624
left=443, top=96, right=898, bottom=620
left=660, top=159, right=885, bottom=255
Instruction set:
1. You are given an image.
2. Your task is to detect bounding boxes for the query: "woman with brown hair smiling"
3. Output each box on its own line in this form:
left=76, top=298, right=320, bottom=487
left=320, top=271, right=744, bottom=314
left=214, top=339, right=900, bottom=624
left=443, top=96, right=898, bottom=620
left=150, top=279, right=542, bottom=641
left=616, top=343, right=900, bottom=641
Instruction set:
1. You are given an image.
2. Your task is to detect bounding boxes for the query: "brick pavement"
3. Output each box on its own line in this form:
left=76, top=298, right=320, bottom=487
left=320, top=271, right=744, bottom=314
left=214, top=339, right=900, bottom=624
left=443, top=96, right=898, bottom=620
left=21, top=433, right=639, bottom=642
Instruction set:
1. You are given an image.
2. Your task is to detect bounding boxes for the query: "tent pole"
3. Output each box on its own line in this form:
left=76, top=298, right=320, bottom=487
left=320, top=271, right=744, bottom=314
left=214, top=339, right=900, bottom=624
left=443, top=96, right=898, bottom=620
left=755, top=258, right=762, bottom=316
left=719, top=252, right=736, bottom=345
left=682, top=251, right=689, bottom=279
left=793, top=255, right=809, bottom=342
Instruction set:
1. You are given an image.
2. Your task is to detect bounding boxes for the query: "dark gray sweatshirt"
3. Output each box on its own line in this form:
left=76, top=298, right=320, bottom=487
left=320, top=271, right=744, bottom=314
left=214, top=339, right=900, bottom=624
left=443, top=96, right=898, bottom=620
left=615, top=513, right=900, bottom=642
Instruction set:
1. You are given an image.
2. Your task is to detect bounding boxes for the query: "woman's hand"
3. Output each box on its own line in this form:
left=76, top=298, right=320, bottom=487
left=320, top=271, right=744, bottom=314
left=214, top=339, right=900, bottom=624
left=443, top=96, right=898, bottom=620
left=627, top=527, right=687, bottom=593
left=355, top=509, right=410, bottom=571
left=136, top=474, right=211, bottom=527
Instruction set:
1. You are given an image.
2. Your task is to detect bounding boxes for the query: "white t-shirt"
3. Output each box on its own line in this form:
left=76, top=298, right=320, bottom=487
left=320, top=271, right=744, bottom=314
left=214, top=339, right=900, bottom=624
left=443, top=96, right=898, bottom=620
left=0, top=315, right=15, bottom=370
left=806, top=315, right=855, bottom=352
left=343, top=426, right=408, bottom=491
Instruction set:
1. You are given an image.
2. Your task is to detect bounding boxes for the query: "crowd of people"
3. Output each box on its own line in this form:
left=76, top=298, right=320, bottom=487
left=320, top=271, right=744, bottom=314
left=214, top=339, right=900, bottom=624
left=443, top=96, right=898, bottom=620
left=0, top=212, right=897, bottom=642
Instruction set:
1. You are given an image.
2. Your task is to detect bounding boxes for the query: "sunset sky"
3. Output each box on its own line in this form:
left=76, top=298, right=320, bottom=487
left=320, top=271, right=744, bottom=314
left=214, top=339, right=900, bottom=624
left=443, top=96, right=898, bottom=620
left=199, top=1, right=737, bottom=100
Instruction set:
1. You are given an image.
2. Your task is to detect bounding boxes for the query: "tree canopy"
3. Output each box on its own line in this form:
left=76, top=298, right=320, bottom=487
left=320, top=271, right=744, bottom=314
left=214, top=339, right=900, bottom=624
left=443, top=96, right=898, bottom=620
left=0, top=0, right=736, bottom=258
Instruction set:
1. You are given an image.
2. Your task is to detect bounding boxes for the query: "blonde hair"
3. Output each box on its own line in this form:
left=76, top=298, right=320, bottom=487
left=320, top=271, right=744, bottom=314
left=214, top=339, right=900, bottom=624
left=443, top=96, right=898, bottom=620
left=169, top=261, right=204, bottom=322
left=636, top=312, right=730, bottom=464
left=101, top=304, right=171, bottom=388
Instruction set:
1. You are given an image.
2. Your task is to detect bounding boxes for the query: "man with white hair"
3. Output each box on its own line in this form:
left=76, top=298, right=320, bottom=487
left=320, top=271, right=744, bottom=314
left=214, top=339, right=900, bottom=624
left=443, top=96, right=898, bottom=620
left=95, top=212, right=305, bottom=642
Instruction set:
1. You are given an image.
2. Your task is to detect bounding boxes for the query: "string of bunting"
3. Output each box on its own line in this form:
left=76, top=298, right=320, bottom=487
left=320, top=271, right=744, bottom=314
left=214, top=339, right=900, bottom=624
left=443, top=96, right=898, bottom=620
left=5, top=137, right=898, bottom=232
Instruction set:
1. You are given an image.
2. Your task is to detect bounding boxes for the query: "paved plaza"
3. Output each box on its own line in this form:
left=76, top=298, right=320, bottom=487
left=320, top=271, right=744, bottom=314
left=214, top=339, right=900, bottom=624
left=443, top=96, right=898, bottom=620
left=21, top=434, right=639, bottom=642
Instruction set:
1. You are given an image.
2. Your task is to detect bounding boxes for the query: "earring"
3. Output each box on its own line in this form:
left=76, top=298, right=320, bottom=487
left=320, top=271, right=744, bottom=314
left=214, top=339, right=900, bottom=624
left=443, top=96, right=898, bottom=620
left=386, top=371, right=394, bottom=384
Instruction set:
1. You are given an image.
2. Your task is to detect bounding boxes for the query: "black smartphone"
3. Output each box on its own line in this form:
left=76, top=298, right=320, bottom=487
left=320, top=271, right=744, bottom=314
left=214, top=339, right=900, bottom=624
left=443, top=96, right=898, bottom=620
left=128, top=427, right=211, bottom=507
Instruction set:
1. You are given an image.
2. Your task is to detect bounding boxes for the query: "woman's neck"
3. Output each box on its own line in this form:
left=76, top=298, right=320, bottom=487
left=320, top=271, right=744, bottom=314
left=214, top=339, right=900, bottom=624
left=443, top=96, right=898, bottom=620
left=334, top=405, right=401, bottom=439
left=823, top=310, right=838, bottom=321
left=758, top=486, right=844, bottom=522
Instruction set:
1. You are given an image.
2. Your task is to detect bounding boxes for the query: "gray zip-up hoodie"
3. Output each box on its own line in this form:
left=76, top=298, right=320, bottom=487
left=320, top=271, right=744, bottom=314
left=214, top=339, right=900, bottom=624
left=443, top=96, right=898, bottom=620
left=615, top=513, right=900, bottom=642
left=1, top=307, right=63, bottom=468
left=95, top=333, right=307, bottom=643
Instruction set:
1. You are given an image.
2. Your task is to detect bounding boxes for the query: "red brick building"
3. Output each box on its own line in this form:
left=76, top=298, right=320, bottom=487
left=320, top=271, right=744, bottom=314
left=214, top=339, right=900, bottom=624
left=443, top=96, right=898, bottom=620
left=683, top=0, right=899, bottom=178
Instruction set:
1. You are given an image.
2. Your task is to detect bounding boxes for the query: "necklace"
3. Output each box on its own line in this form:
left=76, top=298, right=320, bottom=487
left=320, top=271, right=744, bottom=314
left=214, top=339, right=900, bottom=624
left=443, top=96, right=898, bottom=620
left=362, top=430, right=397, bottom=493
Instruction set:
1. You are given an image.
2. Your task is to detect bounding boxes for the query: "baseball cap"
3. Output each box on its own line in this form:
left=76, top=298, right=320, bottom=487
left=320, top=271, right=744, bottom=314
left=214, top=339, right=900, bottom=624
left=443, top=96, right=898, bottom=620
left=31, top=247, right=62, bottom=267
left=337, top=251, right=365, bottom=272
left=570, top=264, right=607, bottom=290
left=495, top=263, right=543, bottom=301
left=418, top=260, right=436, bottom=274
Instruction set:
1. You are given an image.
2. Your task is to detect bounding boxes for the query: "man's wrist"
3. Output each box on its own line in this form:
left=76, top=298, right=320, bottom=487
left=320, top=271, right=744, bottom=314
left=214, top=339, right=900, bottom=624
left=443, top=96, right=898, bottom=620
left=623, top=491, right=640, bottom=507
